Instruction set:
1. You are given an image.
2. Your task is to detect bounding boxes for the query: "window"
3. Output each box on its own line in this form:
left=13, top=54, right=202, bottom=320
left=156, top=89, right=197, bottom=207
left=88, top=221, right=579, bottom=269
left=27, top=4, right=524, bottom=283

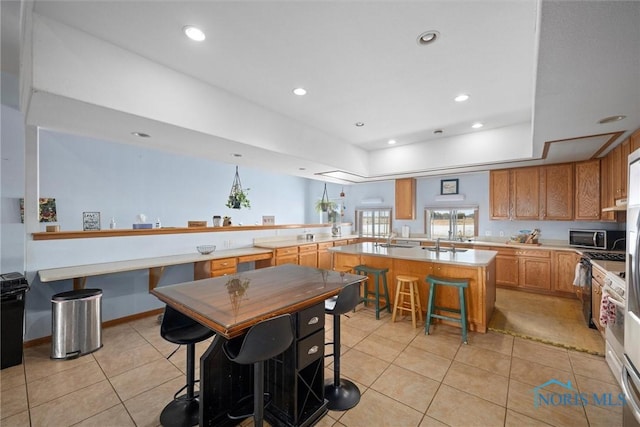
left=356, top=208, right=392, bottom=237
left=424, top=206, right=478, bottom=240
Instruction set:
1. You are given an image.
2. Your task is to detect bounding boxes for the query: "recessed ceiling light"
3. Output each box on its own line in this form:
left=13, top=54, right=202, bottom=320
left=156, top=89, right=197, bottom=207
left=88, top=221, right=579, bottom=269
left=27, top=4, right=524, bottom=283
left=387, top=139, right=397, bottom=145
left=434, top=129, right=444, bottom=134
left=598, top=115, right=626, bottom=124
left=299, top=167, right=306, bottom=171
left=355, top=122, right=365, bottom=127
left=131, top=132, right=150, bottom=138
left=417, top=30, right=440, bottom=45
left=454, top=94, right=470, bottom=102
left=232, top=153, right=242, bottom=157
left=471, top=122, right=484, bottom=129
left=293, top=88, right=307, bottom=96
left=183, top=26, right=205, bottom=42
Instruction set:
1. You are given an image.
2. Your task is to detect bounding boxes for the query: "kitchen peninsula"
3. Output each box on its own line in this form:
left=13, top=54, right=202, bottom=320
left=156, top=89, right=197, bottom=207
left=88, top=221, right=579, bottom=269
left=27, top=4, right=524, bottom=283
left=330, top=243, right=498, bottom=333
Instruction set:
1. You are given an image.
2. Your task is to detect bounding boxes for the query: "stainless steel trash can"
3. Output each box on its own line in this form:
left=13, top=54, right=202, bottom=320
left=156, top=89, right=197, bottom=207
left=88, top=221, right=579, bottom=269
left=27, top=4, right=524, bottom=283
left=51, top=288, right=103, bottom=359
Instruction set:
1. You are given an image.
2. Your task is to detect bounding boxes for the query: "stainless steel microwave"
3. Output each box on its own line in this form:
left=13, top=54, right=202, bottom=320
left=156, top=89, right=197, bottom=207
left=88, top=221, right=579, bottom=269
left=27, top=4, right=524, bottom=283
left=568, top=229, right=626, bottom=250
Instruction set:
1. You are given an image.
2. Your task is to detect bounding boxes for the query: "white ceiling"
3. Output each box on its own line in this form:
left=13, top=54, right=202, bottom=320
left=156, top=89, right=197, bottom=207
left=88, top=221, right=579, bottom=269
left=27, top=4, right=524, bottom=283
left=4, top=1, right=640, bottom=183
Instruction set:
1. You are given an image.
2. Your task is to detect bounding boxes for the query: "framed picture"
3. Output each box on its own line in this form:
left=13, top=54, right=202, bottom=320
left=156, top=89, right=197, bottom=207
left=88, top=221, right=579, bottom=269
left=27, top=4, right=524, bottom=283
left=440, top=179, right=459, bottom=195
left=83, top=212, right=101, bottom=231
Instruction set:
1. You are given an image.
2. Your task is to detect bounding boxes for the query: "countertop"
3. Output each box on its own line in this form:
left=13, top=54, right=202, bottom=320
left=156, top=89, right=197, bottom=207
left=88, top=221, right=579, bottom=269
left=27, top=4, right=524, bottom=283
left=253, top=234, right=360, bottom=249
left=328, top=242, right=497, bottom=267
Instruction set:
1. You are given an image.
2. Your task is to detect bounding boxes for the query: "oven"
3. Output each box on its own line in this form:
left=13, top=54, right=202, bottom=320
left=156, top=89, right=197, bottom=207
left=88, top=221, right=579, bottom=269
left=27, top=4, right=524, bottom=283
left=603, top=271, right=626, bottom=386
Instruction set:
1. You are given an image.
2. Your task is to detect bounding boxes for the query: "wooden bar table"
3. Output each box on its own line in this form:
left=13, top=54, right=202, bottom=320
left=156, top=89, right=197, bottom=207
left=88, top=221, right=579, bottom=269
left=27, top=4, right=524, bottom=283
left=151, top=264, right=366, bottom=427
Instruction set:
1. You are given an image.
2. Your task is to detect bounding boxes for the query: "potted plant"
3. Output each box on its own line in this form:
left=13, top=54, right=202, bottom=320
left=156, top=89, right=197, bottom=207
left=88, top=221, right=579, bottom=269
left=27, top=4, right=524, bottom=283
left=314, top=199, right=337, bottom=213
left=226, top=188, right=251, bottom=209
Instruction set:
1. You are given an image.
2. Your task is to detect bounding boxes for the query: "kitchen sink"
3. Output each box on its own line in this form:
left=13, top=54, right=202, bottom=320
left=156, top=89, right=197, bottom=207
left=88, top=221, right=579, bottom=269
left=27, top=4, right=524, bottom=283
left=374, top=243, right=415, bottom=248
left=422, top=247, right=468, bottom=253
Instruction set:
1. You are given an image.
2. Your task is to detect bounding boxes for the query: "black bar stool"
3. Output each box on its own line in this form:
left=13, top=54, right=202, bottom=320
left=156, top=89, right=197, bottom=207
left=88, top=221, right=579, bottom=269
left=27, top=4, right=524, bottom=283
left=324, top=281, right=362, bottom=411
left=223, top=314, right=294, bottom=427
left=159, top=305, right=215, bottom=427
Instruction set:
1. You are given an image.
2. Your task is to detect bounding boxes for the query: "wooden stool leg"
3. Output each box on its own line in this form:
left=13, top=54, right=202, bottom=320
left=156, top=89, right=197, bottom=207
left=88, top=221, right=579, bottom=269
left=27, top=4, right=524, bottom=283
left=408, top=280, right=416, bottom=328
left=414, top=282, right=423, bottom=322
left=392, top=279, right=402, bottom=322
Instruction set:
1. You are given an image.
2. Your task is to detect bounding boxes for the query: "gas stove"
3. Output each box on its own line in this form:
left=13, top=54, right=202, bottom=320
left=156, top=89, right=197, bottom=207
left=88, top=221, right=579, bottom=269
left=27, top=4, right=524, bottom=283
left=583, top=251, right=626, bottom=262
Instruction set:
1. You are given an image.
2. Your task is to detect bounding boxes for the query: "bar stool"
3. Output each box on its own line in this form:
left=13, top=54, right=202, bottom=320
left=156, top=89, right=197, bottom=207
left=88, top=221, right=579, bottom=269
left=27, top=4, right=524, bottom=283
left=392, top=275, right=423, bottom=328
left=425, top=275, right=469, bottom=344
left=222, top=314, right=294, bottom=427
left=353, top=265, right=391, bottom=319
left=324, top=281, right=362, bottom=411
left=159, top=305, right=215, bottom=427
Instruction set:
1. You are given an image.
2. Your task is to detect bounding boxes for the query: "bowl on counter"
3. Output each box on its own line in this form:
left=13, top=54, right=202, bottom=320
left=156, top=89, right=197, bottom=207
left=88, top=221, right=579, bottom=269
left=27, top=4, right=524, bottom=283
left=197, top=245, right=216, bottom=254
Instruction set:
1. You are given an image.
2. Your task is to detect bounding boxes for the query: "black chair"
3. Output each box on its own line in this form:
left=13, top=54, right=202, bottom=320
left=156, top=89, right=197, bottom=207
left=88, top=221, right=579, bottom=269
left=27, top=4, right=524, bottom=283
left=159, top=305, right=215, bottom=427
left=324, top=281, right=362, bottom=411
left=223, top=314, right=294, bottom=427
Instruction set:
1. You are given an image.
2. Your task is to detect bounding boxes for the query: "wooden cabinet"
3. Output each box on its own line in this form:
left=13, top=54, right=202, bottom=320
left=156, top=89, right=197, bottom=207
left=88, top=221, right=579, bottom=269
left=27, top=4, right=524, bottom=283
left=297, top=244, right=318, bottom=268
left=574, top=159, right=601, bottom=220
left=395, top=178, right=416, bottom=220
left=512, top=167, right=541, bottom=220
left=516, top=249, right=551, bottom=291
left=621, top=139, right=630, bottom=199
left=592, top=265, right=606, bottom=336
left=600, top=154, right=616, bottom=221
left=317, top=242, right=333, bottom=269
left=490, top=169, right=511, bottom=220
left=553, top=251, right=580, bottom=295
left=611, top=144, right=624, bottom=200
left=275, top=246, right=298, bottom=266
left=193, top=257, right=238, bottom=279
left=540, top=164, right=574, bottom=220
left=631, top=128, right=640, bottom=153
left=491, top=246, right=519, bottom=288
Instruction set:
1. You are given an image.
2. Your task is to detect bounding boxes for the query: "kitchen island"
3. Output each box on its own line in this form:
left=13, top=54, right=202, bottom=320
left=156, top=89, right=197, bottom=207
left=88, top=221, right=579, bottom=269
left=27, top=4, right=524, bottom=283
left=330, top=242, right=498, bottom=333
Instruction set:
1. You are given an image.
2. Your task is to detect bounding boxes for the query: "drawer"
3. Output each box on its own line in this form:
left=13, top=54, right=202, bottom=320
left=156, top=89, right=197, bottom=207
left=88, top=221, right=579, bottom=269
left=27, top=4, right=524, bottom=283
left=297, top=303, right=324, bottom=338
left=211, top=258, right=237, bottom=270
left=211, top=267, right=237, bottom=277
left=317, top=242, right=333, bottom=250
left=514, top=249, right=550, bottom=258
left=276, top=247, right=298, bottom=257
left=298, top=244, right=318, bottom=253
left=237, top=253, right=272, bottom=263
left=297, top=329, right=324, bottom=369
left=332, top=240, right=348, bottom=247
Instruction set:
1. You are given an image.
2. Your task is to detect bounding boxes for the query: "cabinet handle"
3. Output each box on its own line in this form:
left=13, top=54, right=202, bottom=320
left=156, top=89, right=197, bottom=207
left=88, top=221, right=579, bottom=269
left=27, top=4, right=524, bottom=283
left=307, top=345, right=319, bottom=355
left=308, top=316, right=319, bottom=325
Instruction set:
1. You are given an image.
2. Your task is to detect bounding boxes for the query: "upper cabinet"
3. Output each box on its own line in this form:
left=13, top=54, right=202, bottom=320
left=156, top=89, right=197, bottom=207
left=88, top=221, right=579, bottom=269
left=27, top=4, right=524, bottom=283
left=395, top=178, right=416, bottom=220
left=489, top=163, right=588, bottom=221
left=632, top=128, right=640, bottom=153
left=574, top=159, right=601, bottom=221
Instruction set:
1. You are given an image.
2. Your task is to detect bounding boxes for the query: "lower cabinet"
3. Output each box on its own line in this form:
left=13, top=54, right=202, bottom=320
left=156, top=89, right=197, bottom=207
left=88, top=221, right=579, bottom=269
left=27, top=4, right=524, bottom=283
left=275, top=247, right=299, bottom=266
left=517, top=250, right=552, bottom=291
left=265, top=303, right=326, bottom=426
left=491, top=247, right=519, bottom=288
left=298, top=244, right=318, bottom=268
left=317, top=242, right=333, bottom=269
left=553, top=251, right=580, bottom=294
left=591, top=266, right=606, bottom=336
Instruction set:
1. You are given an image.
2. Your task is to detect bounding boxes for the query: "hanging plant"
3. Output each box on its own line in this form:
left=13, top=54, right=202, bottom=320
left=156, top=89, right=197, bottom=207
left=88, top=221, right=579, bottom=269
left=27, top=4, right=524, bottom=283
left=315, top=199, right=337, bottom=213
left=317, top=183, right=331, bottom=212
left=226, top=166, right=251, bottom=209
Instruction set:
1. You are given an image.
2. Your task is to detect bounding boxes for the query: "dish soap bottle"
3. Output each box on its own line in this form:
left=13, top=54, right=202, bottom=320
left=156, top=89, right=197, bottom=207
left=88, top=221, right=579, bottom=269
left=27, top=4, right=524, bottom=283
left=109, top=217, right=116, bottom=229
left=155, top=218, right=161, bottom=228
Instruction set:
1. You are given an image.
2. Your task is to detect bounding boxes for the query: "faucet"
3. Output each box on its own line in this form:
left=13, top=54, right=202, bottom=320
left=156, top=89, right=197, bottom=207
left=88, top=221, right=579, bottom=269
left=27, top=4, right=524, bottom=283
left=435, top=237, right=441, bottom=251
left=458, top=231, right=464, bottom=242
left=387, top=232, right=396, bottom=246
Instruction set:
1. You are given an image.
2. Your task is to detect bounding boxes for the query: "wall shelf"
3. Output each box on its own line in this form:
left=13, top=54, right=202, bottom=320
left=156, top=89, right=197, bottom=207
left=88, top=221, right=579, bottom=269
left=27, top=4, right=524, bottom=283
left=32, top=223, right=350, bottom=241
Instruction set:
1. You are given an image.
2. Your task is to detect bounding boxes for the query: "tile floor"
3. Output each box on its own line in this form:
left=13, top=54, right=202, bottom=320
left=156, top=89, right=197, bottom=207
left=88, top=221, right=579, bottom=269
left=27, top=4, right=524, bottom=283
left=0, top=297, right=622, bottom=427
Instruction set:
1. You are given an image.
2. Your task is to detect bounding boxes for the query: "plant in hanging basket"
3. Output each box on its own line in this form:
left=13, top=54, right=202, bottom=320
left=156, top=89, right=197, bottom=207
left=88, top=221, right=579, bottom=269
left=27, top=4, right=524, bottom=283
left=314, top=199, right=337, bottom=213
left=226, top=189, right=251, bottom=209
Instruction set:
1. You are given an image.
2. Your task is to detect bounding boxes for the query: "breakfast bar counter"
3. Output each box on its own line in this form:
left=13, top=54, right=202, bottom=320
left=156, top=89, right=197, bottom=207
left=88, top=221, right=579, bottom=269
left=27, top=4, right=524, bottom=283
left=330, top=243, right=498, bottom=333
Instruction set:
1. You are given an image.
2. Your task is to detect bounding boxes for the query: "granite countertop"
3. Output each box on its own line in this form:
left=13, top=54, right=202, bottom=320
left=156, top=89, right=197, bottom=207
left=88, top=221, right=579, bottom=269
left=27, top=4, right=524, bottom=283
left=328, top=242, right=497, bottom=267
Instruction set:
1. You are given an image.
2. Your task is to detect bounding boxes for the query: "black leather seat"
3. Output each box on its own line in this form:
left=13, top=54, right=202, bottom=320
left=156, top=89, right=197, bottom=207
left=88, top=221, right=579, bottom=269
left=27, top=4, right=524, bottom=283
left=324, top=281, right=362, bottom=411
left=159, top=305, right=215, bottom=427
left=223, top=313, right=294, bottom=427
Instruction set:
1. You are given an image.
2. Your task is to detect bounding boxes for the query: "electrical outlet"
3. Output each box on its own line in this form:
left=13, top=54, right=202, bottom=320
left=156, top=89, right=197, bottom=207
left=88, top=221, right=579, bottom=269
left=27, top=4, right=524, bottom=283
left=485, top=231, right=492, bottom=236
left=499, top=231, right=504, bottom=237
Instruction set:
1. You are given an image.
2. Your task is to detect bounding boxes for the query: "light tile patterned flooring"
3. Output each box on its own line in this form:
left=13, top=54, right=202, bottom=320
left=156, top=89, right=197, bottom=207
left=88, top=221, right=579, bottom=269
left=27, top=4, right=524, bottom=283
left=1, top=299, right=622, bottom=427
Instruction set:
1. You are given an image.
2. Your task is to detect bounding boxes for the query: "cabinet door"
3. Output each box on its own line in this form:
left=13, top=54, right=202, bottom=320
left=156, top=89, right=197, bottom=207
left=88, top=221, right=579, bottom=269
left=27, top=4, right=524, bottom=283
left=490, top=170, right=511, bottom=220
left=574, top=159, right=601, bottom=221
left=512, top=167, right=541, bottom=219
left=491, top=247, right=518, bottom=287
left=631, top=129, right=640, bottom=153
left=317, top=243, right=333, bottom=270
left=553, top=251, right=579, bottom=294
left=518, top=257, right=551, bottom=290
left=611, top=144, right=623, bottom=200
left=395, top=178, right=416, bottom=220
left=621, top=139, right=630, bottom=199
left=541, top=164, right=573, bottom=220
left=592, top=282, right=604, bottom=335
left=298, top=251, right=317, bottom=268
left=600, top=155, right=616, bottom=221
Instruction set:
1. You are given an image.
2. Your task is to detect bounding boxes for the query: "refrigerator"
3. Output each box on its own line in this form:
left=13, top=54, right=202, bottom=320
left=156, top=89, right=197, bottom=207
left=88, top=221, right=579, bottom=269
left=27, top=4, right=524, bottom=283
left=624, top=147, right=640, bottom=427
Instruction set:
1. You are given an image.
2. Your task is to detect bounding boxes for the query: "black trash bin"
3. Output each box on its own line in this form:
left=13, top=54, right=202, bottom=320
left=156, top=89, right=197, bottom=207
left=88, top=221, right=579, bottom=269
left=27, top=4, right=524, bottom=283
left=1, top=272, right=29, bottom=370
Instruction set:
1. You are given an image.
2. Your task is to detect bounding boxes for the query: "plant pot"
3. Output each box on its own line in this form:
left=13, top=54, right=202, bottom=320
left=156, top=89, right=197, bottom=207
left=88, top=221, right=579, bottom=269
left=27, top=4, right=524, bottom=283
left=320, top=202, right=329, bottom=212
